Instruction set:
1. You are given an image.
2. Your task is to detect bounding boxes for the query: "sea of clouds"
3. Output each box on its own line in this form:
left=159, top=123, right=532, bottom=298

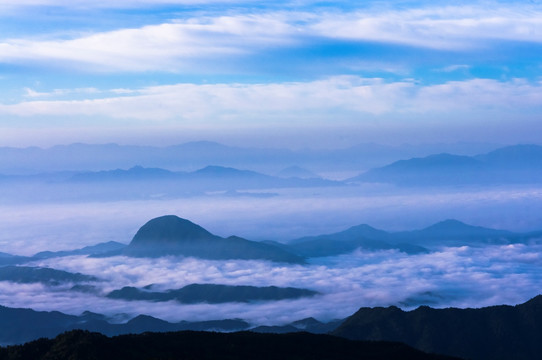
left=0, top=184, right=541, bottom=326
left=0, top=242, right=541, bottom=326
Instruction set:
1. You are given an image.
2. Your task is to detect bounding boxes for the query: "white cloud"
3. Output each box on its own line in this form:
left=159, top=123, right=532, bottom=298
left=0, top=14, right=297, bottom=72
left=311, top=5, right=542, bottom=49
left=2, top=241, right=541, bottom=325
left=23, top=87, right=101, bottom=98
left=1, top=77, right=541, bottom=127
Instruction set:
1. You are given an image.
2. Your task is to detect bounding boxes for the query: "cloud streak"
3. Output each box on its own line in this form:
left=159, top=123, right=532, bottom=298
left=0, top=5, right=541, bottom=72
left=1, top=77, right=541, bottom=127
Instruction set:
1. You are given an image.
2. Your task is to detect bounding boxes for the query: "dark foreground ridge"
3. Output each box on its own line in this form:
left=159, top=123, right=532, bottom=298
left=0, top=330, right=460, bottom=360
left=333, top=295, right=542, bottom=360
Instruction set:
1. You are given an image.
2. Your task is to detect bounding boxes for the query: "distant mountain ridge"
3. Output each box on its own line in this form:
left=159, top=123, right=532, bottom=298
left=1, top=218, right=540, bottom=265
left=350, top=144, right=542, bottom=185
left=280, top=218, right=540, bottom=256
left=0, top=141, right=500, bottom=175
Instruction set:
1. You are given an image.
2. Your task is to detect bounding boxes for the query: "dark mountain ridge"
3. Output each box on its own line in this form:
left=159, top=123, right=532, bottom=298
left=333, top=295, right=542, bottom=360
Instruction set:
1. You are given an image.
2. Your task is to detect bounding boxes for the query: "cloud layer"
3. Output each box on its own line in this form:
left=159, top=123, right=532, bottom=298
left=1, top=241, right=541, bottom=326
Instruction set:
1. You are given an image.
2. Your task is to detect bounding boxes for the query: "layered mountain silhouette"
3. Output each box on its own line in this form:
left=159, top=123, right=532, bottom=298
left=6, top=295, right=542, bottom=359
left=106, top=283, right=318, bottom=304
left=350, top=144, right=542, bottom=186
left=123, top=215, right=305, bottom=263
left=1, top=218, right=538, bottom=266
left=332, top=295, right=542, bottom=360
left=0, top=329, right=460, bottom=360
left=0, top=140, right=497, bottom=175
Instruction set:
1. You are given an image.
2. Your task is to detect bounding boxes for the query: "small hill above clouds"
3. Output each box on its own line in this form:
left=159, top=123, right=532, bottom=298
left=129, top=216, right=219, bottom=247
left=124, top=215, right=305, bottom=264
left=106, top=283, right=318, bottom=304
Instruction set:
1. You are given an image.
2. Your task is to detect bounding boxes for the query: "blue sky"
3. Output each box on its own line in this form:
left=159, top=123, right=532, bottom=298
left=0, top=0, right=541, bottom=148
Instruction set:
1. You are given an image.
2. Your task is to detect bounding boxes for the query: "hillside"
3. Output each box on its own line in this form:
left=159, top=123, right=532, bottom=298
left=333, top=295, right=542, bottom=360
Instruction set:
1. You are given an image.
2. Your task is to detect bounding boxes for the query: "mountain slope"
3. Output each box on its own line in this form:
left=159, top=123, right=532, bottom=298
left=333, top=295, right=542, bottom=360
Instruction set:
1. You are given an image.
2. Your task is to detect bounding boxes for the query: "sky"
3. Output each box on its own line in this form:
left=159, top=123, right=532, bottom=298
left=0, top=0, right=541, bottom=148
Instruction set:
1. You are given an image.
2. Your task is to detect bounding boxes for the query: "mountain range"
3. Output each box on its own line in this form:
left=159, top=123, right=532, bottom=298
left=1, top=144, right=541, bottom=204
left=350, top=144, right=542, bottom=186
left=0, top=141, right=498, bottom=175
left=69, top=165, right=338, bottom=190
left=2, top=217, right=541, bottom=266
left=5, top=295, right=542, bottom=359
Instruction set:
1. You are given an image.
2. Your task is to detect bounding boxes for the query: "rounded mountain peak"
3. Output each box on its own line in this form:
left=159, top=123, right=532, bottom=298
left=129, top=215, right=217, bottom=247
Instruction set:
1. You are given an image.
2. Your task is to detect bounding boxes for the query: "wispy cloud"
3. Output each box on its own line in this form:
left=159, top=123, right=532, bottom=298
left=0, top=14, right=298, bottom=72
left=311, top=5, right=542, bottom=49
left=0, top=5, right=541, bottom=72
